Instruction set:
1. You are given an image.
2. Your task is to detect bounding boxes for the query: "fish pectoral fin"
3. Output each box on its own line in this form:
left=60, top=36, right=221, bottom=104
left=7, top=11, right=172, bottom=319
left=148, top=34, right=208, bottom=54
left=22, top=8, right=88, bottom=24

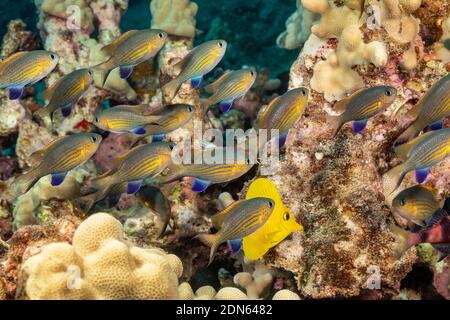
left=192, top=178, right=211, bottom=193
left=130, top=126, right=146, bottom=135
left=219, top=99, right=234, bottom=113
left=102, top=30, right=139, bottom=55
left=51, top=172, right=68, bottom=186
left=426, top=119, right=444, bottom=132
left=119, top=65, right=134, bottom=79
left=61, top=103, right=73, bottom=118
left=278, top=133, right=288, bottom=148
left=415, top=167, right=430, bottom=184
left=190, top=76, right=203, bottom=89
left=352, top=119, right=368, bottom=133
left=227, top=239, right=242, bottom=254
left=127, top=180, right=143, bottom=195
left=151, top=134, right=165, bottom=142
left=204, top=71, right=231, bottom=94
left=8, top=86, right=24, bottom=100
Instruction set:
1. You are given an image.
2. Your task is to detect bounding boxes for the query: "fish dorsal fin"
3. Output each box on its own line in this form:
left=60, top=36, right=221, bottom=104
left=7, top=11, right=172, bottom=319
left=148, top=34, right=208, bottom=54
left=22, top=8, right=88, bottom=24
left=394, top=131, right=434, bottom=160
left=245, top=178, right=281, bottom=202
left=211, top=200, right=243, bottom=229
left=109, top=144, right=147, bottom=172
left=112, top=104, right=150, bottom=114
left=257, top=96, right=281, bottom=126
left=0, top=52, right=26, bottom=66
left=102, top=30, right=139, bottom=55
left=40, top=77, right=66, bottom=101
left=29, top=136, right=65, bottom=163
left=204, top=71, right=232, bottom=94
left=334, top=88, right=365, bottom=113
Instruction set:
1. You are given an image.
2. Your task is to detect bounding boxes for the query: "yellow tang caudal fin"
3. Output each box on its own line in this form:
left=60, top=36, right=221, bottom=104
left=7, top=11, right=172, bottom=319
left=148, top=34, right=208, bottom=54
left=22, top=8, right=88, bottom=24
left=101, top=30, right=139, bottom=55
left=196, top=233, right=220, bottom=266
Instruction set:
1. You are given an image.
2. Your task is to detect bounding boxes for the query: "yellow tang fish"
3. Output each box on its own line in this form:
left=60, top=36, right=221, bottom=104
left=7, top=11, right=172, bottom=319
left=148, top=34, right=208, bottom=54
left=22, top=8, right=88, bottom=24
left=0, top=50, right=59, bottom=100
left=242, top=178, right=304, bottom=260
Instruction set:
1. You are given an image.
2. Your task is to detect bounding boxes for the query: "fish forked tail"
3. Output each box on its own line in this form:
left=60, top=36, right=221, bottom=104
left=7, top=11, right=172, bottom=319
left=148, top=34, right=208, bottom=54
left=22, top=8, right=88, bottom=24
left=33, top=106, right=53, bottom=124
left=388, top=224, right=417, bottom=258
left=75, top=192, right=100, bottom=213
left=91, top=64, right=112, bottom=88
left=162, top=78, right=181, bottom=102
left=13, top=168, right=41, bottom=197
left=200, top=99, right=212, bottom=116
left=326, top=113, right=344, bottom=138
left=90, top=175, right=114, bottom=202
left=394, top=123, right=420, bottom=146
left=382, top=164, right=406, bottom=197
left=196, top=233, right=219, bottom=266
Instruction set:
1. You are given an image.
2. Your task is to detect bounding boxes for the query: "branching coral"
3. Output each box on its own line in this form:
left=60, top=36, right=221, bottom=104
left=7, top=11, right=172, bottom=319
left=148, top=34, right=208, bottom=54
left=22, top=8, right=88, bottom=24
left=21, top=213, right=182, bottom=299
left=150, top=0, right=198, bottom=38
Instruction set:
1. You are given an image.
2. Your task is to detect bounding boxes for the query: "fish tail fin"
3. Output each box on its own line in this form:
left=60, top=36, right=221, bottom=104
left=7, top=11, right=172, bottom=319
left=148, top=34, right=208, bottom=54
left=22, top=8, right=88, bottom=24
left=91, top=64, right=112, bottom=87
left=76, top=193, right=100, bottom=213
left=326, top=114, right=344, bottom=138
left=382, top=164, right=406, bottom=197
left=13, top=168, right=41, bottom=196
left=196, top=233, right=219, bottom=266
left=90, top=175, right=113, bottom=200
left=388, top=224, right=417, bottom=258
left=162, top=78, right=181, bottom=101
left=33, top=106, right=52, bottom=123
left=395, top=123, right=420, bottom=146
left=200, top=99, right=212, bottom=116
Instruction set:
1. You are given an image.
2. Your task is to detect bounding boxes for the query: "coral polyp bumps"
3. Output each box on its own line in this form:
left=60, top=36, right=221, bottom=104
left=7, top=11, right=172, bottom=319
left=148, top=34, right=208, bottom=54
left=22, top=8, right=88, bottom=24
left=0, top=0, right=449, bottom=301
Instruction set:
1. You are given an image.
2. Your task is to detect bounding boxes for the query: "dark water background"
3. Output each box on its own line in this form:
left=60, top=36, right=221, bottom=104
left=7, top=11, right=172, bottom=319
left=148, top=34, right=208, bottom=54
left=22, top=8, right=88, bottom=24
left=0, top=0, right=298, bottom=76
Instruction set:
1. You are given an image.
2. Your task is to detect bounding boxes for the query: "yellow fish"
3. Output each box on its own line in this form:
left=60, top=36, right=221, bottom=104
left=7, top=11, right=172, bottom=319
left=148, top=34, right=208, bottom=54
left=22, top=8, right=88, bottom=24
left=242, top=178, right=303, bottom=260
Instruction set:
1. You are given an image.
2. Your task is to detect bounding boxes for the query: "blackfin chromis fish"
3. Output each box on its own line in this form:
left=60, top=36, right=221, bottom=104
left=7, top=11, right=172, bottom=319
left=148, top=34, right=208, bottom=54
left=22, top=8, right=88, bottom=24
left=242, top=178, right=303, bottom=260
left=34, top=68, right=93, bottom=121
left=14, top=133, right=102, bottom=195
left=90, top=142, right=174, bottom=199
left=395, top=74, right=450, bottom=145
left=0, top=50, right=59, bottom=100
left=392, top=185, right=441, bottom=227
left=383, top=128, right=450, bottom=195
left=327, top=86, right=397, bottom=137
left=256, top=87, right=309, bottom=147
left=389, top=210, right=450, bottom=258
left=162, top=40, right=227, bottom=100
left=136, top=186, right=171, bottom=238
left=197, top=197, right=275, bottom=265
left=93, top=29, right=167, bottom=85
left=201, top=68, right=257, bottom=113
left=156, top=147, right=255, bottom=192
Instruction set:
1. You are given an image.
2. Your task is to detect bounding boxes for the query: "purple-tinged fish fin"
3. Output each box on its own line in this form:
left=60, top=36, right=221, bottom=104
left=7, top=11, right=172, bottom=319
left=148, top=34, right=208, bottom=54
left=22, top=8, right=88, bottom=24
left=352, top=119, right=368, bottom=133
left=130, top=126, right=146, bottom=135
left=219, top=99, right=234, bottom=113
left=192, top=178, right=210, bottom=192
left=61, top=103, right=73, bottom=118
left=227, top=239, right=242, bottom=254
left=127, top=180, right=143, bottom=195
left=278, top=133, right=288, bottom=148
left=423, top=209, right=449, bottom=228
left=119, top=65, right=134, bottom=79
left=415, top=167, right=430, bottom=184
left=8, top=86, right=24, bottom=100
left=152, top=134, right=165, bottom=142
left=426, top=120, right=444, bottom=131
left=51, top=172, right=68, bottom=186
left=190, top=76, right=203, bottom=89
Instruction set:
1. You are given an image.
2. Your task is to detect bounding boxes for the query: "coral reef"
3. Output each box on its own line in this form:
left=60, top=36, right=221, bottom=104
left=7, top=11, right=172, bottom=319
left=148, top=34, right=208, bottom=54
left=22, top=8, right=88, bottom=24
left=150, top=0, right=198, bottom=38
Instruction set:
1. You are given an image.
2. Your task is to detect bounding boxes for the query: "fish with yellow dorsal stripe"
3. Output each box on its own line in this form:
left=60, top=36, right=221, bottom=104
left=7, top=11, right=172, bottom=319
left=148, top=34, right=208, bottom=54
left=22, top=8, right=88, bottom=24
left=88, top=142, right=174, bottom=202
left=0, top=50, right=59, bottom=100
left=93, top=29, right=167, bottom=86
left=162, top=40, right=227, bottom=100
left=201, top=68, right=257, bottom=113
left=197, top=197, right=275, bottom=265
left=14, top=133, right=102, bottom=195
left=256, top=87, right=309, bottom=147
left=395, top=74, right=450, bottom=145
left=34, top=68, right=93, bottom=121
left=327, top=86, right=397, bottom=138
left=383, top=128, right=450, bottom=196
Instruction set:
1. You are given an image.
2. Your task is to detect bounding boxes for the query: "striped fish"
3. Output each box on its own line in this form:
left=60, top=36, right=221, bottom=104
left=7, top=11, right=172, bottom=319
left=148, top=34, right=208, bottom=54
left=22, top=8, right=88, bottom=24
left=0, top=50, right=59, bottom=100
left=256, top=87, right=309, bottom=147
left=395, top=74, right=450, bottom=145
left=14, top=133, right=102, bottom=195
left=162, top=40, right=227, bottom=100
left=93, top=29, right=167, bottom=85
left=155, top=146, right=255, bottom=192
left=327, top=86, right=397, bottom=137
left=136, top=186, right=171, bottom=238
left=89, top=142, right=174, bottom=200
left=383, top=128, right=450, bottom=196
left=201, top=68, right=257, bottom=113
left=392, top=185, right=441, bottom=227
left=197, top=197, right=275, bottom=265
left=34, top=68, right=93, bottom=121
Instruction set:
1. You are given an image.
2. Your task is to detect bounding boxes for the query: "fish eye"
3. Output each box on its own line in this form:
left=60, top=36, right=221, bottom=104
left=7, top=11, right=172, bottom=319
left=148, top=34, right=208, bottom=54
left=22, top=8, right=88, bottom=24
left=217, top=41, right=224, bottom=48
left=87, top=69, right=93, bottom=77
left=168, top=144, right=174, bottom=151
left=91, top=136, right=97, bottom=143
left=301, top=89, right=307, bottom=96
left=385, top=89, right=392, bottom=96
left=283, top=212, right=290, bottom=220
left=158, top=32, right=164, bottom=39
left=250, top=70, right=255, bottom=77
left=267, top=200, right=274, bottom=208
left=94, top=116, right=99, bottom=123
left=246, top=158, right=252, bottom=164
left=187, top=105, right=193, bottom=112
left=50, top=54, right=56, bottom=60
left=399, top=199, right=406, bottom=206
